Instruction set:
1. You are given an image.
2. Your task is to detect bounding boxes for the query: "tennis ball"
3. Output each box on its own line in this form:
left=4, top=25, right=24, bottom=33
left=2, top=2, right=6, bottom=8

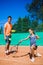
left=12, top=30, right=16, bottom=32
left=9, top=38, right=11, bottom=40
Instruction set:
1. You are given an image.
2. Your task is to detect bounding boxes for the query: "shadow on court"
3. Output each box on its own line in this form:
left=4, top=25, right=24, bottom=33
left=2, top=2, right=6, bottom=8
left=13, top=52, right=37, bottom=58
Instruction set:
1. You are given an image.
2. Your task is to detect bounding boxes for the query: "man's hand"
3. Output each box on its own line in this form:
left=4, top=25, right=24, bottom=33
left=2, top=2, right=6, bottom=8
left=4, top=36, right=6, bottom=40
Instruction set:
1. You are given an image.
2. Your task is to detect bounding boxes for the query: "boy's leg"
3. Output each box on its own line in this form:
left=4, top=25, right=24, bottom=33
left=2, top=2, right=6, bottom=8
left=30, top=45, right=35, bottom=57
left=34, top=47, right=42, bottom=57
left=30, top=45, right=35, bottom=62
left=31, top=45, right=40, bottom=57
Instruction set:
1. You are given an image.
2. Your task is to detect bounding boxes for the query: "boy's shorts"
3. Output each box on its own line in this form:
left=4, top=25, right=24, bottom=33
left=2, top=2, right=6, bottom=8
left=5, top=35, right=11, bottom=44
left=34, top=45, right=37, bottom=50
left=30, top=44, right=38, bottom=50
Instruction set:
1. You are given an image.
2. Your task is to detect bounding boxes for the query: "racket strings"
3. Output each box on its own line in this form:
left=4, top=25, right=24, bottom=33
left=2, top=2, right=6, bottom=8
left=10, top=42, right=21, bottom=52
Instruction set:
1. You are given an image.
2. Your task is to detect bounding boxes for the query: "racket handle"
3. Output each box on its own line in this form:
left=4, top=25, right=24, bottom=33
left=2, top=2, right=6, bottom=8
left=17, top=42, right=21, bottom=46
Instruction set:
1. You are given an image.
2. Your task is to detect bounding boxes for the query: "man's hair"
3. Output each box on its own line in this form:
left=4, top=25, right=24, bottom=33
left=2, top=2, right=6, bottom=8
left=8, top=16, right=12, bottom=19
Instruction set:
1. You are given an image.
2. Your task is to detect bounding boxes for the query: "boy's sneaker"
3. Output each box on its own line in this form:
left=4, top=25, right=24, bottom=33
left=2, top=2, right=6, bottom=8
left=30, top=57, right=35, bottom=62
left=36, top=53, right=42, bottom=57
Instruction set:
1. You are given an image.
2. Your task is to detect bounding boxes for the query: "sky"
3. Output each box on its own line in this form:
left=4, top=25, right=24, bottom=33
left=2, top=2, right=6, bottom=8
left=0, top=0, right=32, bottom=27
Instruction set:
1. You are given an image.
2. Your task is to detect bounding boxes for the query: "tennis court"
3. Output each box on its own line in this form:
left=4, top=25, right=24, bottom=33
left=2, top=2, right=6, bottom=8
left=0, top=46, right=43, bottom=65
left=0, top=32, right=43, bottom=65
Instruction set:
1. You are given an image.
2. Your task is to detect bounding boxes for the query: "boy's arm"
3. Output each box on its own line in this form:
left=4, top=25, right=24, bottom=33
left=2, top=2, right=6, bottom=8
left=19, top=36, right=29, bottom=43
left=23, top=36, right=29, bottom=41
left=36, top=35, right=40, bottom=39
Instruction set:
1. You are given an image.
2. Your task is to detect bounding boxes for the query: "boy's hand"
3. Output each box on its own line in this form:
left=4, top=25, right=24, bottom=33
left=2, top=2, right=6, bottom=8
left=36, top=35, right=40, bottom=39
left=19, top=40, right=23, bottom=43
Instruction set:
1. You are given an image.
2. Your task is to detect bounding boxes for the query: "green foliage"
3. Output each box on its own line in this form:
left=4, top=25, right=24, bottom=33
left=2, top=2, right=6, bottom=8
left=12, top=16, right=43, bottom=33
left=12, top=0, right=43, bottom=33
left=26, top=0, right=43, bottom=21
left=36, top=23, right=43, bottom=31
left=31, top=20, right=38, bottom=30
left=0, top=27, right=3, bottom=34
left=12, top=16, right=31, bottom=33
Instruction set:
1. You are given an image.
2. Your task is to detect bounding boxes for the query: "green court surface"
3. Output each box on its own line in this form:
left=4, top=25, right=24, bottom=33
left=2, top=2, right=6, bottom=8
left=0, top=32, right=43, bottom=46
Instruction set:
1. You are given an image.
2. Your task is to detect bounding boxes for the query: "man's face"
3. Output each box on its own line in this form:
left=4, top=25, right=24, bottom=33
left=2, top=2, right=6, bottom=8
left=8, top=18, right=12, bottom=23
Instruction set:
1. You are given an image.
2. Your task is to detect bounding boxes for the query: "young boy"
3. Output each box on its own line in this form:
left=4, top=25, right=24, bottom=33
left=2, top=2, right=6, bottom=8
left=4, top=16, right=12, bottom=54
left=20, top=28, right=41, bottom=62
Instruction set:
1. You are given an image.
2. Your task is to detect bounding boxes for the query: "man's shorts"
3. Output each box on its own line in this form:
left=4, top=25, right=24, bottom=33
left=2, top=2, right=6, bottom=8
left=5, top=35, right=11, bottom=44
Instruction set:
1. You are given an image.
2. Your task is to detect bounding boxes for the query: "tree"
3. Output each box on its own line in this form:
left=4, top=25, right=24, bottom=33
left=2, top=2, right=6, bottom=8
left=26, top=0, right=43, bottom=22
left=12, top=23, right=18, bottom=33
left=17, top=17, right=22, bottom=32
left=36, top=23, right=43, bottom=31
left=31, top=20, right=38, bottom=30
left=12, top=16, right=31, bottom=33
left=22, top=16, right=31, bottom=32
left=0, top=26, right=3, bottom=34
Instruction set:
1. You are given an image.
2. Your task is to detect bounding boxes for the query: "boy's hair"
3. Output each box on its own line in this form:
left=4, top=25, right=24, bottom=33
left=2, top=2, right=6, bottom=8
left=29, top=28, right=35, bottom=34
left=8, top=16, right=12, bottom=19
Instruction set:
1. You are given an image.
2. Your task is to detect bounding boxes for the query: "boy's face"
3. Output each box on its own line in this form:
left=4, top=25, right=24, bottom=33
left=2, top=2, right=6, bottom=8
left=29, top=29, right=33, bottom=34
left=8, top=18, right=12, bottom=23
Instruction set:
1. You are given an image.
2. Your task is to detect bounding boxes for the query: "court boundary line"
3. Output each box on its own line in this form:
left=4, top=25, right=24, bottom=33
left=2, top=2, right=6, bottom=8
left=0, top=46, right=43, bottom=47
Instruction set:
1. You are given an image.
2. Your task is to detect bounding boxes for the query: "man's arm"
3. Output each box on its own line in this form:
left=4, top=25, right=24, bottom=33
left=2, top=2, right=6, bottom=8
left=4, top=24, right=6, bottom=39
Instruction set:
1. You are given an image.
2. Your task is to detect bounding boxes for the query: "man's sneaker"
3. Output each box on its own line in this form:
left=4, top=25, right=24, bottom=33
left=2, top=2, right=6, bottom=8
left=5, top=50, right=9, bottom=54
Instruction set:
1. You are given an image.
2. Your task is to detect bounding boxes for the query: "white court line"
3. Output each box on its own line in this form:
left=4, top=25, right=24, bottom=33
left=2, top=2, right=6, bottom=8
left=0, top=45, right=42, bottom=48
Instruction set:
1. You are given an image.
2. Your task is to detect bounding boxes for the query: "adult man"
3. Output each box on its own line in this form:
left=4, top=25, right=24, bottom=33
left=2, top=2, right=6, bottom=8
left=4, top=16, right=12, bottom=54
